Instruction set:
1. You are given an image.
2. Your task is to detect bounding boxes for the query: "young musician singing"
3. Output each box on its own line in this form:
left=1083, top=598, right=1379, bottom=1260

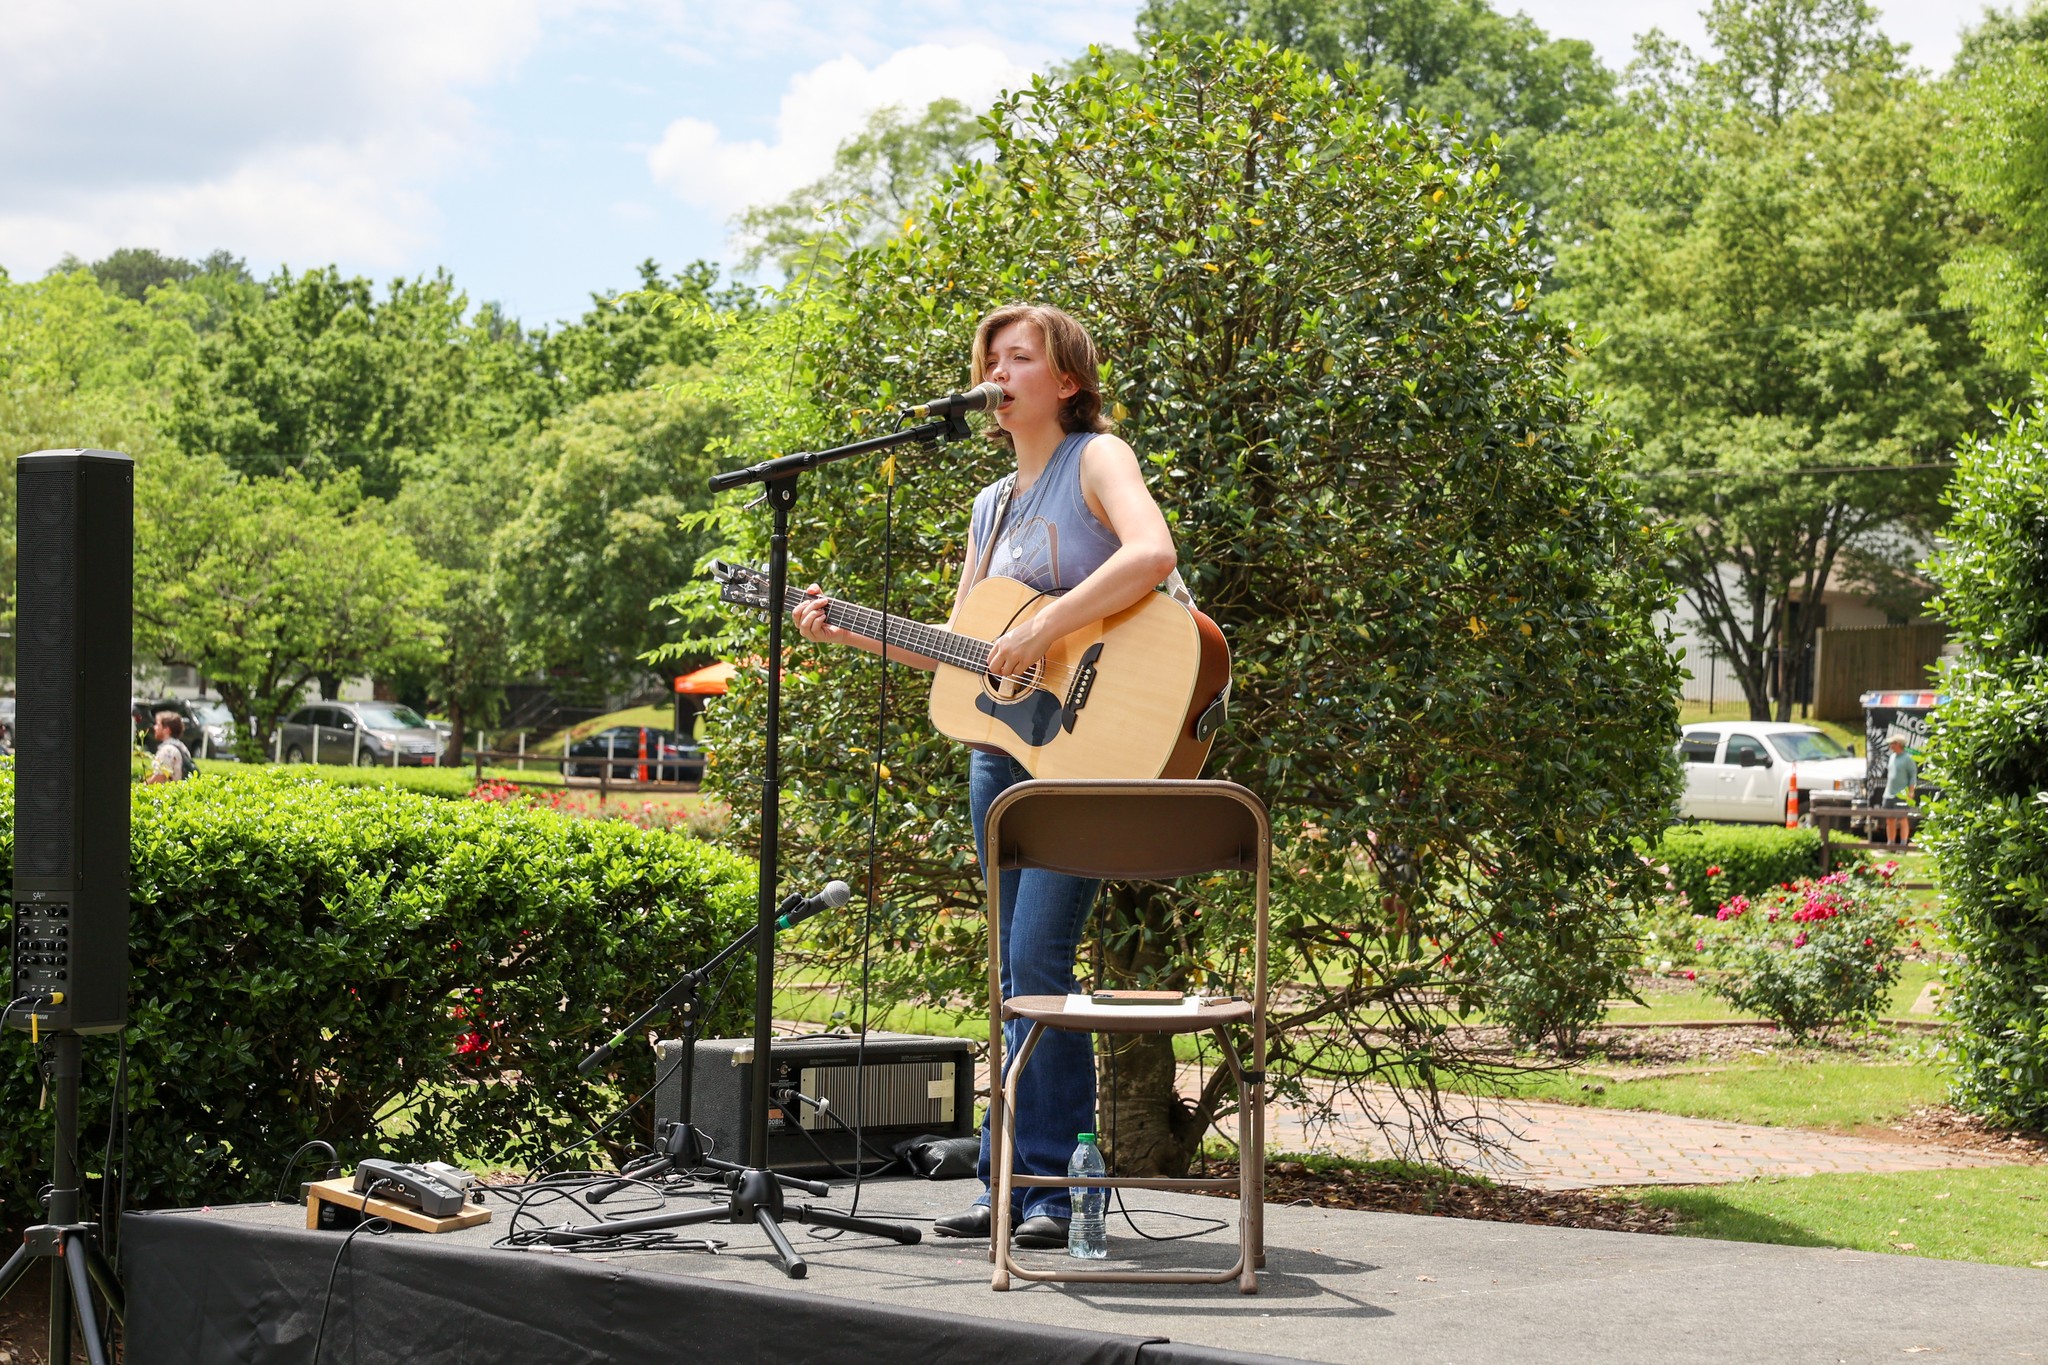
left=792, top=303, right=1178, bottom=1248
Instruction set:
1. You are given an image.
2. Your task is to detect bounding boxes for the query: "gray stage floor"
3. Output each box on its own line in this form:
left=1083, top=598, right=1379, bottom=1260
left=213, top=1174, right=2047, bottom=1363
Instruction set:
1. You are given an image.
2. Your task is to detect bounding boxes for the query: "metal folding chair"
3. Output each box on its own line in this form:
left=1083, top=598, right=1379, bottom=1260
left=982, top=778, right=1268, bottom=1293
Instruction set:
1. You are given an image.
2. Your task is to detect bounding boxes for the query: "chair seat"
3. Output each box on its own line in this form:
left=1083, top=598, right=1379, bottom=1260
left=1003, top=993, right=1255, bottom=1034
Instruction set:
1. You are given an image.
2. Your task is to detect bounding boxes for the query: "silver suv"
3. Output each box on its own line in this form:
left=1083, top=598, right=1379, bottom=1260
left=277, top=701, right=445, bottom=767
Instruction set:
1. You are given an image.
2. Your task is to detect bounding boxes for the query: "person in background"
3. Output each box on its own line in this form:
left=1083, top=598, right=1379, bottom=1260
left=145, top=710, right=193, bottom=784
left=1881, top=735, right=1917, bottom=846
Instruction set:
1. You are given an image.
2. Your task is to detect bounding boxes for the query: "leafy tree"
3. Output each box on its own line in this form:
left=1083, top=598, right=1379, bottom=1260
left=732, top=100, right=990, bottom=279
left=132, top=453, right=443, bottom=749
left=494, top=367, right=732, bottom=700
left=386, top=446, right=527, bottom=759
left=58, top=246, right=254, bottom=306
left=0, top=268, right=199, bottom=674
left=542, top=259, right=736, bottom=403
left=1922, top=373, right=2048, bottom=1127
left=682, top=37, right=1680, bottom=1173
left=165, top=266, right=552, bottom=499
left=1135, top=0, right=1614, bottom=211
left=1953, top=0, right=2048, bottom=76
left=1543, top=5, right=2001, bottom=719
left=1936, top=30, right=2048, bottom=371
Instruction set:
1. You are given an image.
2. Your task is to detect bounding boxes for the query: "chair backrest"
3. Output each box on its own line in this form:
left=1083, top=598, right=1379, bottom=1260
left=985, top=779, right=1268, bottom=882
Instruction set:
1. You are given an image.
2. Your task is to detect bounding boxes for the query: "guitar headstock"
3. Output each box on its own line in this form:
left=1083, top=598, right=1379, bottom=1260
left=708, top=559, right=776, bottom=615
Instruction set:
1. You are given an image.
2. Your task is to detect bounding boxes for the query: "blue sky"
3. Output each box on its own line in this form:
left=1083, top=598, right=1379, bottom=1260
left=0, top=1, right=1970, bottom=331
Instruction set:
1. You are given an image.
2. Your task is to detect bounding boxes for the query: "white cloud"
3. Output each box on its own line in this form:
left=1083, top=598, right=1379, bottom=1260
left=0, top=0, right=545, bottom=273
left=645, top=42, right=1032, bottom=220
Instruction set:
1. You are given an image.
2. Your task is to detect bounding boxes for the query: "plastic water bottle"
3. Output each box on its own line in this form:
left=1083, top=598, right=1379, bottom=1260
left=1068, top=1132, right=1108, bottom=1259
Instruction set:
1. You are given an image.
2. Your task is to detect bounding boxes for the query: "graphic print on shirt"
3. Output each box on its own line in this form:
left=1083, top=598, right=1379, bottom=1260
left=1002, top=514, right=1063, bottom=591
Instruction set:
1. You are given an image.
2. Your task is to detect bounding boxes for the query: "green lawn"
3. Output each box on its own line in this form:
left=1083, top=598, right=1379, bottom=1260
left=1631, top=1167, right=2048, bottom=1268
left=1487, top=1058, right=1948, bottom=1132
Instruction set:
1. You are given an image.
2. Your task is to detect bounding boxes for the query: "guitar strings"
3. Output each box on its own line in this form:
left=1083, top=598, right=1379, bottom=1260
left=800, top=594, right=1088, bottom=691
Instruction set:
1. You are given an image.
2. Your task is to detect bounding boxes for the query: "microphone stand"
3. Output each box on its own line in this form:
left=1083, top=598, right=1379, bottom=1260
left=623, top=407, right=971, bottom=1278
left=566, top=908, right=918, bottom=1278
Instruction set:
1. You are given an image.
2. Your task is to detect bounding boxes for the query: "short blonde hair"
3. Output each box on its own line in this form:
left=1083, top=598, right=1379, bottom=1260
left=969, top=304, right=1112, bottom=447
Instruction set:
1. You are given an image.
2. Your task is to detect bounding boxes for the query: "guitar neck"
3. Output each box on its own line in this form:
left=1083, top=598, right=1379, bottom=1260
left=778, top=585, right=992, bottom=674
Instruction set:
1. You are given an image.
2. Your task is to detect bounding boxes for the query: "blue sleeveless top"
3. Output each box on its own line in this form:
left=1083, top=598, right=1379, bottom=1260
left=968, top=431, right=1123, bottom=593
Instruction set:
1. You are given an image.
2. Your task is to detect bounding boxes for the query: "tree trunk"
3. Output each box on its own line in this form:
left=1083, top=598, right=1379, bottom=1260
left=1095, top=883, right=1208, bottom=1177
left=445, top=698, right=468, bottom=768
left=317, top=672, right=342, bottom=701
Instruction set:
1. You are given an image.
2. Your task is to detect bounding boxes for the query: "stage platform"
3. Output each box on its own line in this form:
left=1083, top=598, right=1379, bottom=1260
left=122, top=1175, right=2048, bottom=1363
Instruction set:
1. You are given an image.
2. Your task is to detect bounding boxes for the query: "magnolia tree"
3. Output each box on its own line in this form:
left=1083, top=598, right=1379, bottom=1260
left=678, top=37, right=1681, bottom=1173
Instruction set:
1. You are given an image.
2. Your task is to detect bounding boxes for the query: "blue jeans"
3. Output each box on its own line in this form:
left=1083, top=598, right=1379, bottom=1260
left=969, top=751, right=1102, bottom=1220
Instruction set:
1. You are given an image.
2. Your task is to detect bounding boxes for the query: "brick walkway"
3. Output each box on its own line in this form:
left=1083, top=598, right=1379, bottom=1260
left=1254, top=1081, right=2016, bottom=1190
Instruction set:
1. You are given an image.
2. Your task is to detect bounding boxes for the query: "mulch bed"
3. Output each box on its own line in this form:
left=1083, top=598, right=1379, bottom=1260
left=1890, top=1105, right=2048, bottom=1162
left=1188, top=1156, right=1681, bottom=1236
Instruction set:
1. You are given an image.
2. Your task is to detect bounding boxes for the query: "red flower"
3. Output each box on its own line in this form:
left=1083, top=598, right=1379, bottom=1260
left=1706, top=865, right=1722, bottom=877
left=1489, top=931, right=1505, bottom=946
left=1684, top=969, right=1697, bottom=981
left=1792, top=932, right=1808, bottom=948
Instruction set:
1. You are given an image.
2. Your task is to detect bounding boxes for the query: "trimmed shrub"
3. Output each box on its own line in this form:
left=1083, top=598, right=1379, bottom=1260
left=1702, top=866, right=1908, bottom=1038
left=0, top=763, right=756, bottom=1223
left=1469, top=889, right=1640, bottom=1054
left=1650, top=825, right=1856, bottom=912
left=1923, top=384, right=2048, bottom=1126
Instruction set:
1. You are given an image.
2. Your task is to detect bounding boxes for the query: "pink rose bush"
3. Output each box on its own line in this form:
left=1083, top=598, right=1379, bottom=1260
left=1702, top=864, right=1907, bottom=1038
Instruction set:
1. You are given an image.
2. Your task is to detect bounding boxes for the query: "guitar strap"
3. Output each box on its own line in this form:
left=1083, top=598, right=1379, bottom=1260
left=976, top=470, right=1198, bottom=608
left=970, top=473, right=1017, bottom=589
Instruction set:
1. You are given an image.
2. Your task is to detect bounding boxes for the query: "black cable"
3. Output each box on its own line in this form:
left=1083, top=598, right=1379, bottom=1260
left=309, top=1182, right=393, bottom=1364
left=99, top=1035, right=127, bottom=1247
left=485, top=1174, right=728, bottom=1255
left=274, top=1140, right=340, bottom=1204
left=1100, top=1016, right=1230, bottom=1245
left=840, top=436, right=901, bottom=1230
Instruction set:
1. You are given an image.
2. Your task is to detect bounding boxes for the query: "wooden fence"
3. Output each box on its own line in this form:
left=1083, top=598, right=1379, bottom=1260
left=1811, top=624, right=1948, bottom=722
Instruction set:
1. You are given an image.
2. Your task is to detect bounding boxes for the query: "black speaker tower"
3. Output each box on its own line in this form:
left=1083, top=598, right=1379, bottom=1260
left=1, top=448, right=133, bottom=1364
left=8, top=448, right=132, bottom=1032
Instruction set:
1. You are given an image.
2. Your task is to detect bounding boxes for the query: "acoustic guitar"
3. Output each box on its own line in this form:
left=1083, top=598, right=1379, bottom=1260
left=710, top=561, right=1231, bottom=780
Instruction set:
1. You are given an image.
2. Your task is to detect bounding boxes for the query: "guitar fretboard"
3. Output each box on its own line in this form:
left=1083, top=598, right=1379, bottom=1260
left=781, top=585, right=993, bottom=675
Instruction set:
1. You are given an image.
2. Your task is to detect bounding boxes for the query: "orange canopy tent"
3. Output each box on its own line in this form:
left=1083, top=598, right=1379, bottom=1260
left=672, top=662, right=735, bottom=696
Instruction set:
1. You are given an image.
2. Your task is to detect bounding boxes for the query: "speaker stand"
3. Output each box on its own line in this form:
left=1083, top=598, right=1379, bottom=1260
left=0, top=1032, right=125, bottom=1364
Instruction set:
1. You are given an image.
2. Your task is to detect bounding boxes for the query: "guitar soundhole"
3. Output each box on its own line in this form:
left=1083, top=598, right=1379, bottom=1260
left=985, top=662, right=1042, bottom=702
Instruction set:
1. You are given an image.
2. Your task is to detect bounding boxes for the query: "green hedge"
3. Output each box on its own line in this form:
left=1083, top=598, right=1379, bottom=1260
left=1, top=763, right=756, bottom=1223
left=1650, top=825, right=1860, bottom=911
left=1923, top=387, right=2048, bottom=1127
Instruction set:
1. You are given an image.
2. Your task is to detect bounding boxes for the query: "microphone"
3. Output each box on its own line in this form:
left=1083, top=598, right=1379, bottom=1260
left=776, top=880, right=853, bottom=932
left=904, top=381, right=1006, bottom=419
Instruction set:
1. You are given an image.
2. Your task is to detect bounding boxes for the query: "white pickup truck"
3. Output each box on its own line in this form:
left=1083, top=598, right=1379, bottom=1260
left=1674, top=722, right=1867, bottom=823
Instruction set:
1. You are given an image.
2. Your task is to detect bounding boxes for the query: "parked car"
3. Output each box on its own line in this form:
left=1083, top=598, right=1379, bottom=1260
left=276, top=701, right=446, bottom=766
left=565, top=725, right=703, bottom=783
left=1673, top=722, right=1866, bottom=823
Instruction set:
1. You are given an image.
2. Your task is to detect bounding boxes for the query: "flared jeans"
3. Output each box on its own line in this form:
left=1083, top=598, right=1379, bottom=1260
left=968, top=751, right=1103, bottom=1219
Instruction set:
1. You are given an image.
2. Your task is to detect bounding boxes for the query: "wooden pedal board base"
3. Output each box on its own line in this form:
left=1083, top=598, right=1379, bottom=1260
left=304, top=1176, right=491, bottom=1233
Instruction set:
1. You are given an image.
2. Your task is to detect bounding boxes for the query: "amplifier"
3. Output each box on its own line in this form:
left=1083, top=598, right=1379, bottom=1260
left=653, top=1032, right=975, bottom=1175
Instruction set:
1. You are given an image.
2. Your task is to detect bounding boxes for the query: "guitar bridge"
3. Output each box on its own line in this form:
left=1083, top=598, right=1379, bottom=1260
left=1061, top=645, right=1103, bottom=733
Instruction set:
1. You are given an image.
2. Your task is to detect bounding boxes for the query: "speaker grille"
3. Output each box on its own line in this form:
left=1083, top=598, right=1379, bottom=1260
left=16, top=463, right=77, bottom=883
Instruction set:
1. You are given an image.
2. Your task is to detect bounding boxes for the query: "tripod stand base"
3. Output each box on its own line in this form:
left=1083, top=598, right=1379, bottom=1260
left=0, top=1222, right=124, bottom=1365
left=546, top=1163, right=921, bottom=1280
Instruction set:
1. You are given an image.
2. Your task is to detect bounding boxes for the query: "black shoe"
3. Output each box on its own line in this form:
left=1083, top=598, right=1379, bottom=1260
left=1013, top=1214, right=1071, bottom=1250
left=934, top=1205, right=993, bottom=1239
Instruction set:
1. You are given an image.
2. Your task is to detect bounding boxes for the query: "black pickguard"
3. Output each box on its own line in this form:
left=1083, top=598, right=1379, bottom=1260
left=976, top=687, right=1066, bottom=747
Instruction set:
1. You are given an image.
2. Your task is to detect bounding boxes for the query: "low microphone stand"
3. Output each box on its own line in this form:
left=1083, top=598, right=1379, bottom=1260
left=567, top=910, right=918, bottom=1278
